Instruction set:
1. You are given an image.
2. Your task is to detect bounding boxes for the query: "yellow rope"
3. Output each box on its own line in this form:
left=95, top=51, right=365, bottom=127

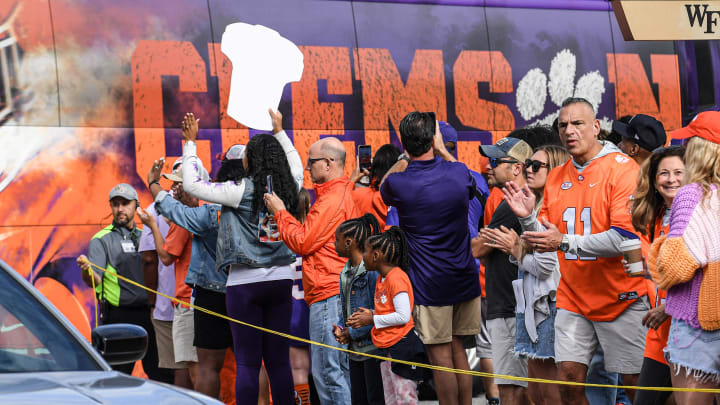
left=82, top=259, right=720, bottom=394
left=86, top=262, right=99, bottom=327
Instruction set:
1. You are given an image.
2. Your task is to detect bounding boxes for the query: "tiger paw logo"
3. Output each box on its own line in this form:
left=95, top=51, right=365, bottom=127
left=515, top=49, right=611, bottom=128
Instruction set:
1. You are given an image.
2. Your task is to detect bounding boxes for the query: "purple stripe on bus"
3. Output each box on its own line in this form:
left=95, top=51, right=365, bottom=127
left=326, top=0, right=611, bottom=12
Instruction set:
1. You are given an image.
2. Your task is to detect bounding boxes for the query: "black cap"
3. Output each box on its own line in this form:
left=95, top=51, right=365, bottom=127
left=612, top=114, right=666, bottom=152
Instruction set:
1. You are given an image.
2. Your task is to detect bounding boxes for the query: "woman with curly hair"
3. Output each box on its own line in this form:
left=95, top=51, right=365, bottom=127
left=180, top=110, right=304, bottom=405
left=648, top=111, right=720, bottom=405
left=627, top=145, right=684, bottom=405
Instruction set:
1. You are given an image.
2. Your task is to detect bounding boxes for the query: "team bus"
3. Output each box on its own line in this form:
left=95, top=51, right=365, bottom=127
left=0, top=0, right=716, bottom=396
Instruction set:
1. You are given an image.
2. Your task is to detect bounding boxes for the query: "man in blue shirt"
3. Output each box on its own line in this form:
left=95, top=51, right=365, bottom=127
left=380, top=112, right=482, bottom=405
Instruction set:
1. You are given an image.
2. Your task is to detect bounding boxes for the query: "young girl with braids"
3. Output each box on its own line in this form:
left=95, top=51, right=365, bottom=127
left=347, top=227, right=427, bottom=405
left=332, top=213, right=385, bottom=405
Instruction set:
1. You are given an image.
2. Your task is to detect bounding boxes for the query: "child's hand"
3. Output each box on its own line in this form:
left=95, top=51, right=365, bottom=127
left=333, top=324, right=350, bottom=345
left=347, top=307, right=373, bottom=328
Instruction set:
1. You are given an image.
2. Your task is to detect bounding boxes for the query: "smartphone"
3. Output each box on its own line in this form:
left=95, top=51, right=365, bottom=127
left=266, top=175, right=273, bottom=194
left=358, top=145, right=372, bottom=171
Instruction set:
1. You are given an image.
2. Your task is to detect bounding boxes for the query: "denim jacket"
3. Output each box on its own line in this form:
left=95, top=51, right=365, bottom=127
left=338, top=260, right=379, bottom=360
left=216, top=180, right=296, bottom=272
left=154, top=191, right=226, bottom=293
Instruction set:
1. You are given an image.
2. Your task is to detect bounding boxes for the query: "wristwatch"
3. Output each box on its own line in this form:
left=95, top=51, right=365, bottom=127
left=558, top=234, right=570, bottom=253
left=397, top=153, right=411, bottom=163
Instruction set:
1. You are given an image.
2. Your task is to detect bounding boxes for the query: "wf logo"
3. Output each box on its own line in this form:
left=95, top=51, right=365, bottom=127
left=686, top=4, right=720, bottom=34
left=515, top=49, right=611, bottom=128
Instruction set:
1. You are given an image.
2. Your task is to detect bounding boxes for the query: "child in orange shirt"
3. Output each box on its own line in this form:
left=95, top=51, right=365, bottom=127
left=347, top=227, right=429, bottom=405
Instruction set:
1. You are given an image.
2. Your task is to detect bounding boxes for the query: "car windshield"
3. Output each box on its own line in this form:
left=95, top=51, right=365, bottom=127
left=0, top=267, right=101, bottom=372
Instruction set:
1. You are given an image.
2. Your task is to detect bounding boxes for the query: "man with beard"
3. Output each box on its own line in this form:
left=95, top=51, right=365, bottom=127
left=77, top=183, right=168, bottom=381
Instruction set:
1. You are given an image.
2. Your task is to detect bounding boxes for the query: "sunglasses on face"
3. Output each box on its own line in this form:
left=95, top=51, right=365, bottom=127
left=524, top=159, right=550, bottom=173
left=489, top=157, right=518, bottom=168
left=307, top=157, right=334, bottom=166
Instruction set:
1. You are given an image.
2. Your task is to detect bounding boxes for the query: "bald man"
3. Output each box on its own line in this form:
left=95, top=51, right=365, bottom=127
left=266, top=136, right=359, bottom=404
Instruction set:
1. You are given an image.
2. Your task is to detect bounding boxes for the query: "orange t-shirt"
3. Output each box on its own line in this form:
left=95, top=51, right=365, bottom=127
left=164, top=222, right=193, bottom=308
left=352, top=186, right=388, bottom=229
left=640, top=215, right=671, bottom=365
left=539, top=152, right=647, bottom=321
left=479, top=187, right=505, bottom=297
left=371, top=267, right=415, bottom=349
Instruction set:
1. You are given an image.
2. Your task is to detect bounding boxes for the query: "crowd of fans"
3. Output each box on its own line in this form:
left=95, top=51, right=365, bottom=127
left=78, top=99, right=720, bottom=405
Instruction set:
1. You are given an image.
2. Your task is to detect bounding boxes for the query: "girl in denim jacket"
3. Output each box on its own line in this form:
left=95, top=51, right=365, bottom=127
left=333, top=214, right=385, bottom=405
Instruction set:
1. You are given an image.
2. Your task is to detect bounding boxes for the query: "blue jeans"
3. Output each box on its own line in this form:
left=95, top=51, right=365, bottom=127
left=586, top=346, right=631, bottom=405
left=310, top=295, right=351, bottom=405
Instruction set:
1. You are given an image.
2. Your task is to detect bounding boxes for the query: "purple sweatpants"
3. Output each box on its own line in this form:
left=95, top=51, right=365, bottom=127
left=226, top=279, right=294, bottom=405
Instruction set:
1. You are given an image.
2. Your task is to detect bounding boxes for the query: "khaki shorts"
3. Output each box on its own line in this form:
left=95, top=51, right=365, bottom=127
left=172, top=305, right=198, bottom=364
left=474, top=298, right=493, bottom=359
left=151, top=318, right=185, bottom=369
left=488, top=317, right=528, bottom=387
left=413, top=295, right=482, bottom=345
left=554, top=296, right=649, bottom=374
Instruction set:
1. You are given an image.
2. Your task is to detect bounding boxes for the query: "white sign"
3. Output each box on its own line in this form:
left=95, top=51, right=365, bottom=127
left=221, top=23, right=304, bottom=130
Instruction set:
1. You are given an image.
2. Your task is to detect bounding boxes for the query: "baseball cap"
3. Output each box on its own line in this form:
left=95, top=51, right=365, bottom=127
left=217, top=144, right=246, bottom=161
left=612, top=114, right=666, bottom=152
left=162, top=157, right=183, bottom=182
left=479, top=137, right=532, bottom=162
left=670, top=110, right=720, bottom=144
left=439, top=121, right=458, bottom=144
left=109, top=183, right=138, bottom=201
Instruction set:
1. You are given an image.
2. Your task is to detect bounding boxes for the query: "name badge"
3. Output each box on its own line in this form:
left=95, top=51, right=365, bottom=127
left=121, top=240, right=136, bottom=253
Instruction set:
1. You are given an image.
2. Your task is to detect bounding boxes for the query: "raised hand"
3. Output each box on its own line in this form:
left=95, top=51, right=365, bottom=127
left=136, top=206, right=156, bottom=228
left=503, top=181, right=536, bottom=218
left=181, top=113, right=199, bottom=141
left=349, top=156, right=370, bottom=185
left=148, top=157, right=164, bottom=185
left=263, top=192, right=286, bottom=215
left=269, top=108, right=283, bottom=134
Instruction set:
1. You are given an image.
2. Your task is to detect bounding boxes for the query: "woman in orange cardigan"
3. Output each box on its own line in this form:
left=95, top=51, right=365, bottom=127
left=648, top=112, right=720, bottom=405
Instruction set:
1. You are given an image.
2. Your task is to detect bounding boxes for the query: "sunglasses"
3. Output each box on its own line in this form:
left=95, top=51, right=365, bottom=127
left=489, top=157, right=518, bottom=168
left=524, top=159, right=550, bottom=172
left=307, top=157, right=334, bottom=165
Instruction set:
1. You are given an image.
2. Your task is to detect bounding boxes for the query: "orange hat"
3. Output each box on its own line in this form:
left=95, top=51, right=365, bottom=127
left=670, top=110, right=720, bottom=144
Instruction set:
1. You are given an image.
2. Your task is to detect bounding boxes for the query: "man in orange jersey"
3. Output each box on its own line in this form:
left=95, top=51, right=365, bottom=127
left=266, top=136, right=358, bottom=405
left=505, top=98, right=648, bottom=404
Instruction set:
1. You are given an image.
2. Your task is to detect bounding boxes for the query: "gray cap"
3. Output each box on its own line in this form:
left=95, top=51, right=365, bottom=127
left=479, top=137, right=533, bottom=162
left=109, top=183, right=139, bottom=201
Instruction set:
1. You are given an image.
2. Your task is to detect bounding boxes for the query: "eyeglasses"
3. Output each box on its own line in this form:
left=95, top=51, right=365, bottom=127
left=307, top=157, right=334, bottom=166
left=489, top=157, right=518, bottom=168
left=524, top=159, right=550, bottom=172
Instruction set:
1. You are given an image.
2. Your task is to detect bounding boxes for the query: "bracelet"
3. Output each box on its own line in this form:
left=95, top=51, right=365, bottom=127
left=148, top=180, right=160, bottom=188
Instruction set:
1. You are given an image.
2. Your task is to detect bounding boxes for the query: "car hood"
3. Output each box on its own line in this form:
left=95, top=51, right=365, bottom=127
left=0, top=371, right=222, bottom=405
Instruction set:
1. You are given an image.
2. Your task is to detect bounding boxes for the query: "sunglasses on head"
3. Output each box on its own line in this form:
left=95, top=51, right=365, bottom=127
left=489, top=157, right=518, bottom=168
left=524, top=159, right=550, bottom=172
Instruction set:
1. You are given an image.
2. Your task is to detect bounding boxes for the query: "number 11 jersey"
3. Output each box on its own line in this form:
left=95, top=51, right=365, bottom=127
left=539, top=151, right=648, bottom=321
